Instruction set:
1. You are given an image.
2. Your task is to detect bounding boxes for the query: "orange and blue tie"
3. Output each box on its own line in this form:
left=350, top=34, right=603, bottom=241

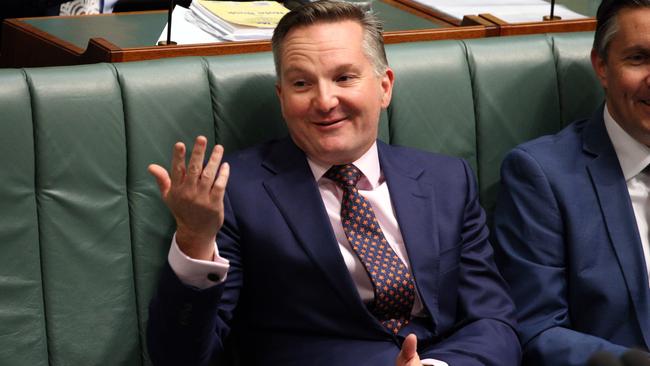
left=325, top=164, right=415, bottom=334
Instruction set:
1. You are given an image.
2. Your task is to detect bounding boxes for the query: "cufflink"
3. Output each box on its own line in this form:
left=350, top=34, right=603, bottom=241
left=207, top=273, right=220, bottom=282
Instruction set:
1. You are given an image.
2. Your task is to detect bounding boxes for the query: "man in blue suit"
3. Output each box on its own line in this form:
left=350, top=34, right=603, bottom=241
left=147, top=2, right=520, bottom=365
left=493, top=1, right=650, bottom=365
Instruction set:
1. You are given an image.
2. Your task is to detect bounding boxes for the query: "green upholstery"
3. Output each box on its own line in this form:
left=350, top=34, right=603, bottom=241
left=551, top=32, right=605, bottom=126
left=466, top=35, right=563, bottom=216
left=205, top=55, right=285, bottom=152
left=29, top=64, right=140, bottom=365
left=0, top=70, right=47, bottom=366
left=0, top=32, right=601, bottom=366
left=388, top=40, right=478, bottom=172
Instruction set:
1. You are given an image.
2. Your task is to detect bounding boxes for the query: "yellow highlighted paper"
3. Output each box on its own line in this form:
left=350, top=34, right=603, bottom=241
left=196, top=0, right=289, bottom=28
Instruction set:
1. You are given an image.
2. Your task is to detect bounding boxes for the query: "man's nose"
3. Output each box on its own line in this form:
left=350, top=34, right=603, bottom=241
left=312, top=83, right=339, bottom=112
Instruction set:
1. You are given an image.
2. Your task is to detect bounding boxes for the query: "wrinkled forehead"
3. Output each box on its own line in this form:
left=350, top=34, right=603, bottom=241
left=279, top=21, right=365, bottom=66
left=281, top=20, right=363, bottom=49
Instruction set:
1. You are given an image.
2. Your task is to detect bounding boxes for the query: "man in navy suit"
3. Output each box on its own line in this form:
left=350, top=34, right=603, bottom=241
left=493, top=1, right=650, bottom=365
left=147, top=1, right=520, bottom=365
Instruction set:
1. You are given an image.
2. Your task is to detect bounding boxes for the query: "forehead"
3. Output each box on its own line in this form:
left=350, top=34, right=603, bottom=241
left=279, top=20, right=366, bottom=68
left=611, top=7, right=650, bottom=47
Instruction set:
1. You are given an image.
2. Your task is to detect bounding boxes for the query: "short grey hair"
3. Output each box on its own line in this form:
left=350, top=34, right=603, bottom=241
left=271, top=0, right=388, bottom=79
left=593, top=0, right=650, bottom=60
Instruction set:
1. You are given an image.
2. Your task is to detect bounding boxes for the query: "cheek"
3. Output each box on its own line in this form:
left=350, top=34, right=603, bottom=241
left=611, top=69, right=645, bottom=96
left=281, top=95, right=308, bottom=119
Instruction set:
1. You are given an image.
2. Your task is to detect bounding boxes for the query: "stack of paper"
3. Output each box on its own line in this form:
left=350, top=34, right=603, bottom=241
left=188, top=0, right=289, bottom=42
left=412, top=0, right=588, bottom=23
left=158, top=6, right=221, bottom=45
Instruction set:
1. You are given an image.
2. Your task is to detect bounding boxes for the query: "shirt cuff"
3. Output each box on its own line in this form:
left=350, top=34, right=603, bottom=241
left=168, top=233, right=230, bottom=289
left=421, top=359, right=449, bottom=366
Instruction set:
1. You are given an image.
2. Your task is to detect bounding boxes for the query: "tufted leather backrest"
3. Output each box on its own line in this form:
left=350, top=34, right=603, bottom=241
left=0, top=31, right=602, bottom=366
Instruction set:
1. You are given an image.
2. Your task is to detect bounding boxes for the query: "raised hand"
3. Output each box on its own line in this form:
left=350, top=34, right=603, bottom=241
left=148, top=136, right=230, bottom=260
left=396, top=334, right=423, bottom=366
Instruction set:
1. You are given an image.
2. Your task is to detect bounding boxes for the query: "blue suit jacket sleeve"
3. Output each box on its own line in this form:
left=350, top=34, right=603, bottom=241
left=493, top=147, right=629, bottom=366
left=147, top=192, right=242, bottom=366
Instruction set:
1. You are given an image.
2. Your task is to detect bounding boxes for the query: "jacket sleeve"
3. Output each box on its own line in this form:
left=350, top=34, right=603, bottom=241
left=147, top=192, right=242, bottom=366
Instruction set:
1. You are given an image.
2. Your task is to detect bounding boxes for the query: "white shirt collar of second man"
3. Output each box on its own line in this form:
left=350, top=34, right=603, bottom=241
left=603, top=105, right=650, bottom=181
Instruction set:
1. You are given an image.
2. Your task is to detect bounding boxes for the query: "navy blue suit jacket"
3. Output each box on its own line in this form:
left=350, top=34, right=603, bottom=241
left=493, top=107, right=650, bottom=366
left=148, top=138, right=520, bottom=366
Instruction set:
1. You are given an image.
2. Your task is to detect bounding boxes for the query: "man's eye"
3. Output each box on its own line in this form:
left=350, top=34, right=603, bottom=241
left=627, top=54, right=648, bottom=64
left=337, top=75, right=355, bottom=82
left=293, top=80, right=307, bottom=87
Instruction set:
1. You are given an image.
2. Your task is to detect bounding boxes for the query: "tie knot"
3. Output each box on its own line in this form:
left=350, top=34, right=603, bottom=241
left=325, top=164, right=363, bottom=188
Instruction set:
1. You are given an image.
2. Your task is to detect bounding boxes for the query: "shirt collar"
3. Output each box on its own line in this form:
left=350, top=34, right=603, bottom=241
left=307, top=142, right=382, bottom=189
left=603, top=105, right=650, bottom=181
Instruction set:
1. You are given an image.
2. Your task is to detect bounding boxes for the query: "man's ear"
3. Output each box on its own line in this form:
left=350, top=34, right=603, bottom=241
left=275, top=81, right=287, bottom=117
left=380, top=67, right=395, bottom=109
left=275, top=82, right=282, bottom=99
left=591, top=48, right=608, bottom=90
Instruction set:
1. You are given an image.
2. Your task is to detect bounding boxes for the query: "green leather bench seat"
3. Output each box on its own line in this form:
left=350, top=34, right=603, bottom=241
left=0, top=31, right=602, bottom=366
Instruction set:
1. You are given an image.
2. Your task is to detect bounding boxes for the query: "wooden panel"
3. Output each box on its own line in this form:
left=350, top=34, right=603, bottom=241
left=0, top=19, right=84, bottom=67
left=479, top=14, right=596, bottom=36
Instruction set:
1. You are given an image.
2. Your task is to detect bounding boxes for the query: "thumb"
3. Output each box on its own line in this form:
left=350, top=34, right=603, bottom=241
left=148, top=164, right=171, bottom=198
left=397, top=334, right=419, bottom=366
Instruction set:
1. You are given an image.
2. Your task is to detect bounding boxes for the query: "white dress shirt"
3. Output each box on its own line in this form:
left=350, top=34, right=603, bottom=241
left=604, top=106, right=650, bottom=285
left=168, top=142, right=447, bottom=366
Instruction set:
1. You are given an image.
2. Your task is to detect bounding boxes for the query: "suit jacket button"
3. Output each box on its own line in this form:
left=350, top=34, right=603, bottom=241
left=207, top=273, right=220, bottom=282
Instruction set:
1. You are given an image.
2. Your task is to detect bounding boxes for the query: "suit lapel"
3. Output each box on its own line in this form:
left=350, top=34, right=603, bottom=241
left=378, top=142, right=440, bottom=332
left=584, top=111, right=650, bottom=347
left=261, top=139, right=374, bottom=316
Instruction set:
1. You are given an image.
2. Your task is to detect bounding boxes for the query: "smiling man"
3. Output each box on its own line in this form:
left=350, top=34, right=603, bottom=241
left=493, top=1, right=650, bottom=365
left=146, top=2, right=520, bottom=365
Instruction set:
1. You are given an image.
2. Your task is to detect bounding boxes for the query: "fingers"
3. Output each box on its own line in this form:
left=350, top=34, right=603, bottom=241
left=154, top=135, right=228, bottom=202
left=186, top=136, right=208, bottom=184
left=150, top=137, right=229, bottom=255
left=170, top=142, right=186, bottom=186
left=396, top=334, right=419, bottom=366
left=402, top=334, right=418, bottom=359
left=148, top=164, right=171, bottom=198
left=199, top=144, right=225, bottom=192
left=211, top=162, right=230, bottom=201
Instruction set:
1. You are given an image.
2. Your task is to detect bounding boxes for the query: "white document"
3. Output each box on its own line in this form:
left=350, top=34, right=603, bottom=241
left=413, top=0, right=588, bottom=23
left=188, top=1, right=275, bottom=42
left=157, top=5, right=221, bottom=45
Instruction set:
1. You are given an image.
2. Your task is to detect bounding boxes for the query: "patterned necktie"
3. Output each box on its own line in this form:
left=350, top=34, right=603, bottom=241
left=325, top=164, right=415, bottom=334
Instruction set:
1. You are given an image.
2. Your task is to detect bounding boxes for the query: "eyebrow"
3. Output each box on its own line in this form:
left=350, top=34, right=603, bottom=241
left=282, top=63, right=362, bottom=79
left=282, top=66, right=308, bottom=77
left=620, top=45, right=650, bottom=55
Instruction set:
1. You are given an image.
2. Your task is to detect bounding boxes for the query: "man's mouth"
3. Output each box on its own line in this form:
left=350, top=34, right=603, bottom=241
left=315, top=118, right=346, bottom=126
